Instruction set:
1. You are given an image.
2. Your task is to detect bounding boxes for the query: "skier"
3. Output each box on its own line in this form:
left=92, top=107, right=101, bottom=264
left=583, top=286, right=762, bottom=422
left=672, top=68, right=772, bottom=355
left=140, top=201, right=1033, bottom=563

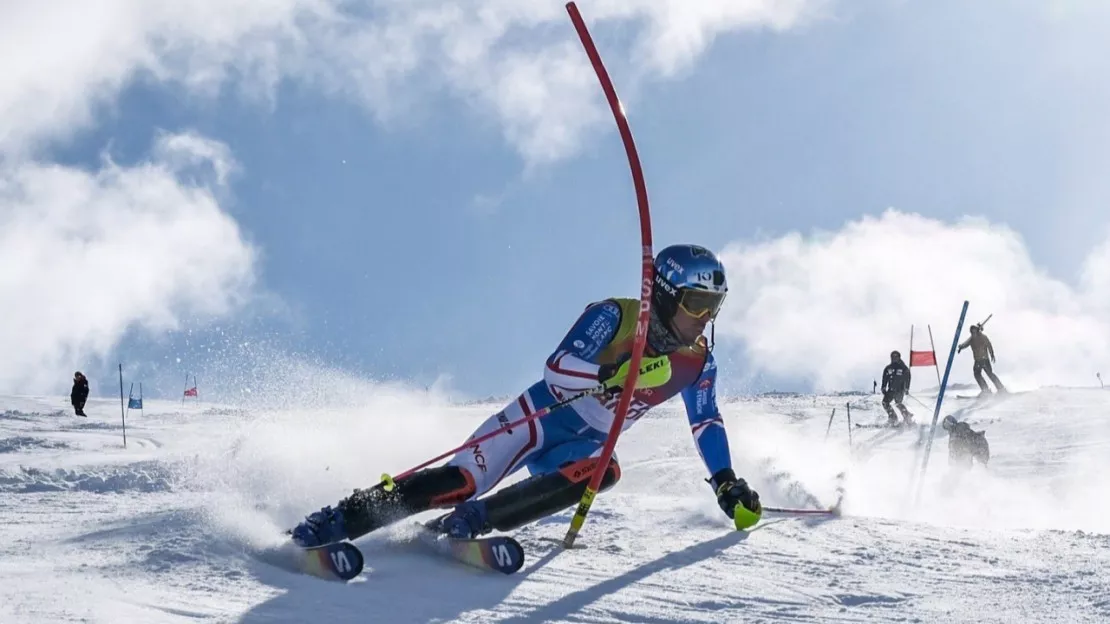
left=880, top=351, right=914, bottom=426
left=70, top=371, right=89, bottom=417
left=290, top=244, right=763, bottom=548
left=957, top=324, right=1006, bottom=395
left=941, top=415, right=989, bottom=469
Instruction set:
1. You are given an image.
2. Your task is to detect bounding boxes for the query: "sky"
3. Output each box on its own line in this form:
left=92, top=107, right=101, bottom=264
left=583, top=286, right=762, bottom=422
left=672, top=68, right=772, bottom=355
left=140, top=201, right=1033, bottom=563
left=3, top=0, right=1110, bottom=403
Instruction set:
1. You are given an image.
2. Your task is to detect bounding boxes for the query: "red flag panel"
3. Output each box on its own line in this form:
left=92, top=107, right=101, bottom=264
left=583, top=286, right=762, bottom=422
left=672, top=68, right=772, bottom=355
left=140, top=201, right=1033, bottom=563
left=909, top=350, right=937, bottom=367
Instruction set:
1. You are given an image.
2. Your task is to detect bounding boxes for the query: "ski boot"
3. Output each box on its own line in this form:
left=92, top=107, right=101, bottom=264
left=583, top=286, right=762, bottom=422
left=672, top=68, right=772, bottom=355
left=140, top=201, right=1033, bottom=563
left=435, top=500, right=490, bottom=539
left=290, top=505, right=348, bottom=548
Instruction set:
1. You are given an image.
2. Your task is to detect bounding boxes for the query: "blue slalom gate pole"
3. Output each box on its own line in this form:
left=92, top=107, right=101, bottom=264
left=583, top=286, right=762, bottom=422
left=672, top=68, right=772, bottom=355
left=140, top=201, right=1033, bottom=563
left=914, top=300, right=969, bottom=502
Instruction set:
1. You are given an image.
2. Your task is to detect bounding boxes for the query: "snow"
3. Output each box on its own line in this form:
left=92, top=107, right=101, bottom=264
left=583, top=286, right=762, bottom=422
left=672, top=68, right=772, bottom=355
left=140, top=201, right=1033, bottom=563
left=1, top=387, right=1108, bottom=623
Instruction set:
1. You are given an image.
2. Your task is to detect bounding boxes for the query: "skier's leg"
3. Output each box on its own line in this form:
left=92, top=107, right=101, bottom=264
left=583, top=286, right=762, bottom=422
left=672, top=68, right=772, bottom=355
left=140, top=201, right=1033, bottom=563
left=290, top=387, right=548, bottom=547
left=981, top=360, right=1006, bottom=392
left=881, top=392, right=898, bottom=423
left=433, top=439, right=620, bottom=538
left=433, top=405, right=619, bottom=538
left=895, top=392, right=913, bottom=423
left=972, top=361, right=990, bottom=393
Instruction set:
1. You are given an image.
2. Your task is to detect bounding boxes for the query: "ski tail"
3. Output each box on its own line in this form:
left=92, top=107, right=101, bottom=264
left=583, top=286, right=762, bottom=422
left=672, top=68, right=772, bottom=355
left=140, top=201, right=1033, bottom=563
left=260, top=540, right=364, bottom=582
left=414, top=524, right=525, bottom=574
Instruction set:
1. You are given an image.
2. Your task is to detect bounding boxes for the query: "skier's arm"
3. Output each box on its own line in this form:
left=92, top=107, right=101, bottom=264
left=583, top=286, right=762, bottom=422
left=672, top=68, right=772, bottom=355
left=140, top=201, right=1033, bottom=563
left=986, top=337, right=996, bottom=361
left=958, top=337, right=971, bottom=352
left=543, top=301, right=621, bottom=396
left=681, top=354, right=732, bottom=482
left=682, top=357, right=761, bottom=524
left=905, top=365, right=911, bottom=392
left=881, top=366, right=891, bottom=392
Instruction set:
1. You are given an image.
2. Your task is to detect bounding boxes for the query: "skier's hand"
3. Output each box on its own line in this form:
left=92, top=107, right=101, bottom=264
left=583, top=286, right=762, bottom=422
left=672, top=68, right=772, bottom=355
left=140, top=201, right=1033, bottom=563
left=597, top=354, right=672, bottom=393
left=710, top=469, right=762, bottom=529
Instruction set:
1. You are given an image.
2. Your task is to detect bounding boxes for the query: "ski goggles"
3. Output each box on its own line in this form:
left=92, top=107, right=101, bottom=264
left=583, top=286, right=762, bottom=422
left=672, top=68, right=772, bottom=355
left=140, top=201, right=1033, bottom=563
left=678, top=289, right=726, bottom=320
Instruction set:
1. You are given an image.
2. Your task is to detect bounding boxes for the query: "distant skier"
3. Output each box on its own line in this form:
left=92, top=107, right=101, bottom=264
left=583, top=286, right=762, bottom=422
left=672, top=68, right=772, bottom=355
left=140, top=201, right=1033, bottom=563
left=880, top=351, right=914, bottom=426
left=70, top=371, right=89, bottom=417
left=290, top=244, right=763, bottom=548
left=942, top=415, right=989, bottom=469
left=957, top=324, right=1006, bottom=396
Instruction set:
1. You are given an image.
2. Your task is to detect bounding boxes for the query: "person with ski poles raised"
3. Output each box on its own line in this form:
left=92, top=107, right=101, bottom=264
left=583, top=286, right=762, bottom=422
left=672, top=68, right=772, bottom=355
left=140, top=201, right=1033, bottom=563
left=290, top=244, right=763, bottom=548
left=957, top=324, right=1007, bottom=396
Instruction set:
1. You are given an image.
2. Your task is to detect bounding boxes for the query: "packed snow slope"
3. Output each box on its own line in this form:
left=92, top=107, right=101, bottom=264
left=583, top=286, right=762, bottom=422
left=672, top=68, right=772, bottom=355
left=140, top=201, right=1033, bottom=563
left=1, top=385, right=1108, bottom=623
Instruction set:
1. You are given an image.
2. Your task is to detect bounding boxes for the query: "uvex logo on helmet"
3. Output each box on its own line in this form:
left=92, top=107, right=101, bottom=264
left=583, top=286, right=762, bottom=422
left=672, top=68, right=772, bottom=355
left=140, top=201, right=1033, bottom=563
left=654, top=272, right=677, bottom=296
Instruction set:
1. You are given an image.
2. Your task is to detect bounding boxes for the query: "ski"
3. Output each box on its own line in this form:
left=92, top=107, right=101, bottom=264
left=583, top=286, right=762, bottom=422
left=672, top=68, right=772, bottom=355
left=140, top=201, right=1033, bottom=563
left=855, top=422, right=912, bottom=430
left=261, top=540, right=365, bottom=582
left=412, top=523, right=525, bottom=575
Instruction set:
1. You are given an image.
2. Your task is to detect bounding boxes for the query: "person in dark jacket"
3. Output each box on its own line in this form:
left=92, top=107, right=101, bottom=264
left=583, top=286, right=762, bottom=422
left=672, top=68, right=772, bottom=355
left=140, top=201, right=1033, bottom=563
left=881, top=351, right=914, bottom=426
left=942, top=415, right=989, bottom=469
left=71, top=371, right=89, bottom=417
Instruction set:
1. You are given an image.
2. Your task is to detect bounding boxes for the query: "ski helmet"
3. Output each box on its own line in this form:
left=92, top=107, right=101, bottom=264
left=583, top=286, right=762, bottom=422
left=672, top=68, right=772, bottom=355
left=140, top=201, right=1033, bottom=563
left=942, top=415, right=957, bottom=430
left=651, top=244, right=728, bottom=333
left=891, top=350, right=901, bottom=360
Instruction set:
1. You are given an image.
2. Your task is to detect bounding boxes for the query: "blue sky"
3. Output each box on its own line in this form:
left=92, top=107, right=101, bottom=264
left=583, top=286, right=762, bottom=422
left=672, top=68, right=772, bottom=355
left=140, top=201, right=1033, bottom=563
left=5, top=0, right=1110, bottom=401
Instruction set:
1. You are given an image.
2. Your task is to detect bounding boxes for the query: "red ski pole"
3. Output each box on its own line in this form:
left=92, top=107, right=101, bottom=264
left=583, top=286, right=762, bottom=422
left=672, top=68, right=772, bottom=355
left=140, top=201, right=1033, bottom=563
left=381, top=386, right=602, bottom=488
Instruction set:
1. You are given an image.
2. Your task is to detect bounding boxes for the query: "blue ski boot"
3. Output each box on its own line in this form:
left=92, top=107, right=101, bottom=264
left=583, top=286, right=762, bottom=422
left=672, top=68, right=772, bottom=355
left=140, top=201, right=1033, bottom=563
left=438, top=500, right=490, bottom=539
left=290, top=505, right=348, bottom=548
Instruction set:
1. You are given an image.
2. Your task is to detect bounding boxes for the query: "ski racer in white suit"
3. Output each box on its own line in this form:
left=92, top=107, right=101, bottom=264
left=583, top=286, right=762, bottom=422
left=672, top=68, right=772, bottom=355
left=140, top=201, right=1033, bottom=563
left=290, top=244, right=762, bottom=547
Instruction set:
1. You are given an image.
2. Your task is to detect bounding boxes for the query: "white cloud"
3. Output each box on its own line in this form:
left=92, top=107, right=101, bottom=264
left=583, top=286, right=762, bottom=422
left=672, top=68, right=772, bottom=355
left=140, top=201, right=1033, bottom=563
left=0, top=0, right=828, bottom=393
left=0, top=134, right=257, bottom=392
left=0, top=0, right=826, bottom=163
left=716, top=210, right=1110, bottom=392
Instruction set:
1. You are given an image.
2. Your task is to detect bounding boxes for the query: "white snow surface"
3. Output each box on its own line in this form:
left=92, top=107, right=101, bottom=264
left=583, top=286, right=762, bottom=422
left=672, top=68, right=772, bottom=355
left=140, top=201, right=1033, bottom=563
left=1, top=386, right=1108, bottom=623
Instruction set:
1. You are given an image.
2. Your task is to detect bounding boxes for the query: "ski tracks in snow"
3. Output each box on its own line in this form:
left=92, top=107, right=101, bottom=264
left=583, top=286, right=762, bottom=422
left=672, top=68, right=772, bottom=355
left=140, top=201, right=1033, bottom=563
left=1, top=391, right=1109, bottom=622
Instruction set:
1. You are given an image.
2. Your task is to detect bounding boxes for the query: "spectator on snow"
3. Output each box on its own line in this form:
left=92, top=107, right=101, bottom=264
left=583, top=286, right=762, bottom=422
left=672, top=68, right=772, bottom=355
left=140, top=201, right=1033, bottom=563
left=880, top=351, right=914, bottom=426
left=957, top=324, right=1007, bottom=396
left=942, top=415, right=989, bottom=469
left=71, top=371, right=89, bottom=417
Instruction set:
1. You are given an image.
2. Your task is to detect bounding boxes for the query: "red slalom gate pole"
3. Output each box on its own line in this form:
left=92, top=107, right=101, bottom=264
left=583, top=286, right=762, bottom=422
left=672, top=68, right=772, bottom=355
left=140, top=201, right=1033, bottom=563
left=562, top=1, right=655, bottom=549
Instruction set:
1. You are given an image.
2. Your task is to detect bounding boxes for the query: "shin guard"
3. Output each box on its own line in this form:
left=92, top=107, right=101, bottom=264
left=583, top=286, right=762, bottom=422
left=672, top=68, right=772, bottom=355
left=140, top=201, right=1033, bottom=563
left=482, top=457, right=621, bottom=533
left=339, top=466, right=476, bottom=539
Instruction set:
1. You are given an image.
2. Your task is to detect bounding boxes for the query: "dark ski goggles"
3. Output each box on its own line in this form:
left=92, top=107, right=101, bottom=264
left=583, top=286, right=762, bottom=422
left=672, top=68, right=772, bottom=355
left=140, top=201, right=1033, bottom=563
left=678, top=289, right=726, bottom=320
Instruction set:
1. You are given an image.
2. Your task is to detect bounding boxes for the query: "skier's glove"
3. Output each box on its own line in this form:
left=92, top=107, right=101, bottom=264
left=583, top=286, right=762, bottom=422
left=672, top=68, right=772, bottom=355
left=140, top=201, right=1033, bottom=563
left=710, top=468, right=762, bottom=529
left=597, top=354, right=672, bottom=393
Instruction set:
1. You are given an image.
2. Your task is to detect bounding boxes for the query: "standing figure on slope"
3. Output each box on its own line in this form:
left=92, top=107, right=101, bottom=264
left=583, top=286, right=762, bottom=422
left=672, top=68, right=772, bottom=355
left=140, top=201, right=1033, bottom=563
left=71, top=371, right=89, bottom=418
left=957, top=324, right=1006, bottom=396
left=941, top=415, right=990, bottom=470
left=290, top=244, right=763, bottom=547
left=880, top=351, right=914, bottom=427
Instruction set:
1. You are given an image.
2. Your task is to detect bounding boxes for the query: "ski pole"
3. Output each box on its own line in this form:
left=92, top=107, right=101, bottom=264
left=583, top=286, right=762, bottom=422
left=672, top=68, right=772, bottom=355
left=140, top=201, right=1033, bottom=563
left=823, top=407, right=837, bottom=441
left=382, top=386, right=603, bottom=487
left=764, top=506, right=839, bottom=515
left=905, top=392, right=931, bottom=410
left=764, top=492, right=844, bottom=517
left=763, top=501, right=839, bottom=512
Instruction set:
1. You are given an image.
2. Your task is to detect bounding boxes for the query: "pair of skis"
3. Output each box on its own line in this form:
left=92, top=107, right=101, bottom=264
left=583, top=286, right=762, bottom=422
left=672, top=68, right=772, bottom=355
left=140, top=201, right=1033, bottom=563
left=281, top=524, right=525, bottom=583
left=281, top=496, right=844, bottom=583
